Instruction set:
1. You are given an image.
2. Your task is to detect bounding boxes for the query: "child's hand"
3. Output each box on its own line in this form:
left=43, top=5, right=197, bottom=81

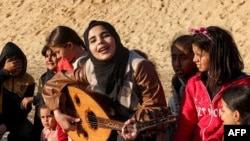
left=21, top=97, right=33, bottom=109
left=4, top=57, right=22, bottom=76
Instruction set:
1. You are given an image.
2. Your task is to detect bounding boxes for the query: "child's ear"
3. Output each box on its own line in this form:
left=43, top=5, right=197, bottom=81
left=67, top=42, right=74, bottom=49
left=233, top=110, right=241, bottom=123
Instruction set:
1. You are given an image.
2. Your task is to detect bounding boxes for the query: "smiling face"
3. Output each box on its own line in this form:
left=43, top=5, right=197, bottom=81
left=44, top=49, right=58, bottom=72
left=192, top=44, right=210, bottom=72
left=87, top=25, right=116, bottom=61
left=171, top=43, right=196, bottom=78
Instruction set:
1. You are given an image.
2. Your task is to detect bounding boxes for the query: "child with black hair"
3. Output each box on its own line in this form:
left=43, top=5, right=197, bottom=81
left=168, top=34, right=197, bottom=115
left=220, top=85, right=250, bottom=125
left=167, top=34, right=197, bottom=140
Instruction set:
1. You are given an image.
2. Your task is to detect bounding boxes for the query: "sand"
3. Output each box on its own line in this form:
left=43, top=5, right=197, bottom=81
left=1, top=0, right=250, bottom=140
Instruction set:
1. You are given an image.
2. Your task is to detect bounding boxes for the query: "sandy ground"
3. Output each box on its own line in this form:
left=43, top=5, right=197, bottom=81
left=1, top=0, right=250, bottom=140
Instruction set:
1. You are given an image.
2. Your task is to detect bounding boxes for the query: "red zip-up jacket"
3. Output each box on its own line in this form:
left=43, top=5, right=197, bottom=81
left=172, top=73, right=250, bottom=141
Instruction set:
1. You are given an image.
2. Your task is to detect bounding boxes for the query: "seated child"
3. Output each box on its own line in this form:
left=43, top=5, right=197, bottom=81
left=39, top=104, right=57, bottom=141
left=168, top=34, right=197, bottom=115
left=0, top=42, right=35, bottom=141
left=220, top=85, right=250, bottom=125
left=167, top=35, right=197, bottom=140
left=220, top=85, right=250, bottom=141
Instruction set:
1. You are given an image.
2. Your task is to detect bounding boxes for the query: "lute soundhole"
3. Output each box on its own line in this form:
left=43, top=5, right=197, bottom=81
left=86, top=110, right=98, bottom=129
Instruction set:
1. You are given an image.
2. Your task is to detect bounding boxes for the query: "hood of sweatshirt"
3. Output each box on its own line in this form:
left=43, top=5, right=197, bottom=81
left=0, top=42, right=27, bottom=78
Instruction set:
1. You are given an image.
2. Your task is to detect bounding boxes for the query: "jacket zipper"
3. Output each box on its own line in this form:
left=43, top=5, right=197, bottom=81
left=201, top=83, right=232, bottom=140
left=200, top=80, right=225, bottom=141
left=201, top=82, right=213, bottom=141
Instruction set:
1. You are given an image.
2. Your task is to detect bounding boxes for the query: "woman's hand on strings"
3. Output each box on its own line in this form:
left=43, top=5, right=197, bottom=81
left=53, top=109, right=81, bottom=132
left=118, top=119, right=138, bottom=140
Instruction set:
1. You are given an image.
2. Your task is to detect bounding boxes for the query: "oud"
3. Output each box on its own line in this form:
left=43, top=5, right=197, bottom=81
left=63, top=85, right=176, bottom=141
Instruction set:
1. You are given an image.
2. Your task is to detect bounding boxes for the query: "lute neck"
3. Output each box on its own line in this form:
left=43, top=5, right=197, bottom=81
left=93, top=115, right=177, bottom=132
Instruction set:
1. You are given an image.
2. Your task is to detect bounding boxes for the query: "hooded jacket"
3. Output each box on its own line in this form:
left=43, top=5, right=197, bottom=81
left=0, top=42, right=35, bottom=130
left=172, top=72, right=250, bottom=141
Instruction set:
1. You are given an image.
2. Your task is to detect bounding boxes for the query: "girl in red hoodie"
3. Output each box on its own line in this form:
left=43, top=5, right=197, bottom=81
left=172, top=26, right=250, bottom=141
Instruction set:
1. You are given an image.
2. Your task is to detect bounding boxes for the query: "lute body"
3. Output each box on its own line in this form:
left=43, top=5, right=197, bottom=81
left=64, top=85, right=176, bottom=141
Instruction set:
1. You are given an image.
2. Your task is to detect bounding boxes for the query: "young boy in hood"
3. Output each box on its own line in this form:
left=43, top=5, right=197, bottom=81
left=0, top=42, right=35, bottom=141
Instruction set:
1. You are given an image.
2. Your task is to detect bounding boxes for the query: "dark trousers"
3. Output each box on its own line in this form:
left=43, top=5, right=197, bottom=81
left=33, top=113, right=43, bottom=141
left=7, top=119, right=33, bottom=141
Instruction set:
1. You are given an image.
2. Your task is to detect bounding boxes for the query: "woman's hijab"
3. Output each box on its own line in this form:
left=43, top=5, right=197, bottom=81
left=83, top=20, right=129, bottom=101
